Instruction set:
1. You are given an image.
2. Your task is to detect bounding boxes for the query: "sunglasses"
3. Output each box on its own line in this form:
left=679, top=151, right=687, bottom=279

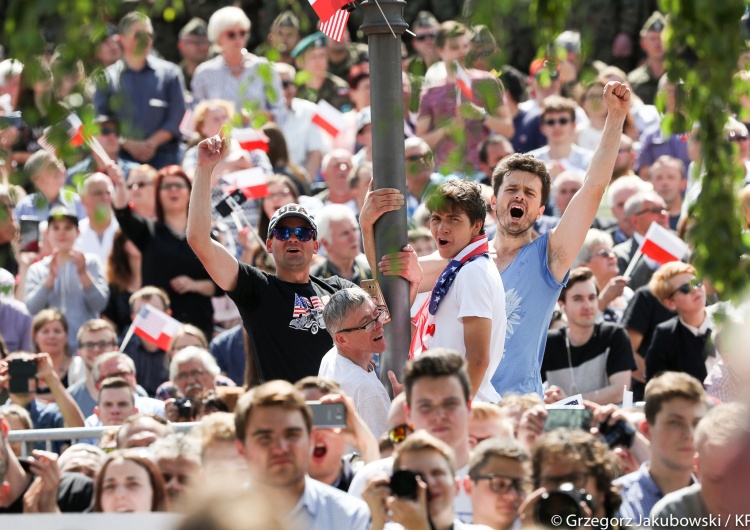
left=281, top=80, right=295, bottom=88
left=543, top=117, right=571, bottom=127
left=406, top=153, right=434, bottom=163
left=634, top=206, right=666, bottom=216
left=272, top=226, right=315, bottom=242
left=595, top=248, right=615, bottom=258
left=414, top=32, right=437, bottom=41
left=470, top=474, right=532, bottom=495
left=669, top=277, right=703, bottom=297
left=99, top=126, right=118, bottom=136
left=226, top=29, right=249, bottom=40
left=160, top=182, right=189, bottom=191
left=728, top=132, right=750, bottom=142
left=127, top=181, right=153, bottom=191
left=388, top=423, right=413, bottom=444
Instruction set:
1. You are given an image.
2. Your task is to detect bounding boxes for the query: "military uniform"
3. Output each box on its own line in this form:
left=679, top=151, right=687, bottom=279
left=328, top=42, right=369, bottom=83
left=297, top=73, right=353, bottom=112
left=178, top=17, right=208, bottom=91
left=627, top=63, right=660, bottom=105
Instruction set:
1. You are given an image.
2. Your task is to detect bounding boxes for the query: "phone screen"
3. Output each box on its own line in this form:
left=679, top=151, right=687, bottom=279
left=307, top=401, right=347, bottom=429
left=360, top=279, right=391, bottom=322
left=19, top=217, right=40, bottom=253
left=544, top=408, right=593, bottom=432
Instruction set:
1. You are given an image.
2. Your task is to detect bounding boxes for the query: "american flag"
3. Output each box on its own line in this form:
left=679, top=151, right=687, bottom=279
left=311, top=296, right=324, bottom=310
left=132, top=303, right=182, bottom=351
left=320, top=9, right=350, bottom=42
left=293, top=294, right=310, bottom=317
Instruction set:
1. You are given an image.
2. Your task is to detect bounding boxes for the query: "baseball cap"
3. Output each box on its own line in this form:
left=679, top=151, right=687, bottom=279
left=179, top=18, right=208, bottom=40
left=47, top=205, right=78, bottom=226
left=267, top=204, right=317, bottom=239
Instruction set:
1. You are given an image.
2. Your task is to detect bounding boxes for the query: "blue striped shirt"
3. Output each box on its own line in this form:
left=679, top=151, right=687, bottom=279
left=289, top=476, right=371, bottom=530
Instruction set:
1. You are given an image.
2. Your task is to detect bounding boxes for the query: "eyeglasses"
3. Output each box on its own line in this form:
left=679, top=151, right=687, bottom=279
left=127, top=181, right=153, bottom=191
left=272, top=226, right=315, bottom=242
left=226, top=29, right=248, bottom=40
left=669, top=277, right=703, bottom=298
left=80, top=340, right=116, bottom=351
left=406, top=153, right=434, bottom=163
left=99, top=126, right=118, bottom=136
left=268, top=190, right=293, bottom=200
left=388, top=423, right=413, bottom=444
left=159, top=182, right=189, bottom=191
left=543, top=117, right=571, bottom=127
left=176, top=369, right=207, bottom=382
left=594, top=248, right=615, bottom=258
left=634, top=206, right=666, bottom=216
left=281, top=80, right=295, bottom=88
left=414, top=32, right=437, bottom=41
left=539, top=471, right=590, bottom=491
left=338, top=308, right=387, bottom=333
left=471, top=474, right=532, bottom=495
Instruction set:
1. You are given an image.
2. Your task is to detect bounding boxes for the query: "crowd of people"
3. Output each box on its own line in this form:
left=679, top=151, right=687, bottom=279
left=0, top=3, right=749, bottom=529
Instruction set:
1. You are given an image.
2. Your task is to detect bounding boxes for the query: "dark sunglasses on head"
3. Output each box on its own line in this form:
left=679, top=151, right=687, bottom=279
left=543, top=117, right=571, bottom=127
left=273, top=226, right=315, bottom=242
left=226, top=29, right=248, bottom=40
left=414, top=32, right=437, bottom=41
left=388, top=423, right=413, bottom=444
left=669, top=277, right=703, bottom=297
left=99, top=126, right=118, bottom=136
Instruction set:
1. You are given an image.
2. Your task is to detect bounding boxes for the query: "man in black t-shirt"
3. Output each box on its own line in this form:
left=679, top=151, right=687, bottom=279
left=542, top=267, right=635, bottom=405
left=187, top=135, right=419, bottom=383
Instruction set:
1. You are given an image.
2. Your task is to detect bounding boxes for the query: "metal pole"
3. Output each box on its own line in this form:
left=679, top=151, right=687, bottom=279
left=360, top=0, right=410, bottom=397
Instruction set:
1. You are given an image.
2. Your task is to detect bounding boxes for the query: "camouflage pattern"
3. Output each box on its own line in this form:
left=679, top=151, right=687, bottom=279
left=297, top=72, right=353, bottom=112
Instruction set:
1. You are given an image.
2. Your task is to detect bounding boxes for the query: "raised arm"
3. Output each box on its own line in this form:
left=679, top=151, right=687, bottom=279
left=548, top=82, right=631, bottom=281
left=186, top=135, right=240, bottom=292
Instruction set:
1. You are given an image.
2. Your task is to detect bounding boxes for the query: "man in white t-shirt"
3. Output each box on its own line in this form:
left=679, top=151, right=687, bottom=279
left=319, top=286, right=391, bottom=437
left=411, top=180, right=506, bottom=402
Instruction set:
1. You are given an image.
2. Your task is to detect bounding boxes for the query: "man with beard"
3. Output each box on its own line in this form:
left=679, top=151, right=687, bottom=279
left=361, top=82, right=632, bottom=398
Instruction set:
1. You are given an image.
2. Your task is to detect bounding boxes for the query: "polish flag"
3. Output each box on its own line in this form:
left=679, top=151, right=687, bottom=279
left=320, top=9, right=350, bottom=42
left=222, top=167, right=269, bottom=200
left=132, top=304, right=181, bottom=351
left=308, top=0, right=344, bottom=23
left=39, top=113, right=86, bottom=152
left=312, top=100, right=345, bottom=137
left=232, top=128, right=269, bottom=152
left=640, top=223, right=690, bottom=265
left=454, top=62, right=474, bottom=101
left=66, top=114, right=85, bottom=147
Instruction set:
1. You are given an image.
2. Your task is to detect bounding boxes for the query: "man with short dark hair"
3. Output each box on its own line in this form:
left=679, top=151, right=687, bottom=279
left=94, top=377, right=137, bottom=426
left=542, top=267, right=635, bottom=404
left=177, top=18, right=209, bottom=88
left=616, top=371, right=707, bottom=521
left=94, top=12, right=186, bottom=168
left=234, top=380, right=370, bottom=528
left=627, top=12, right=666, bottom=105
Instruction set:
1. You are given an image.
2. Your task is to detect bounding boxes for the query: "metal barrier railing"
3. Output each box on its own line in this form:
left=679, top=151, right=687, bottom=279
left=7, top=423, right=199, bottom=455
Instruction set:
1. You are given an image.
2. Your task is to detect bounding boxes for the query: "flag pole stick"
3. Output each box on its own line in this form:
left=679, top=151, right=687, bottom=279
left=622, top=247, right=643, bottom=279
left=119, top=320, right=136, bottom=352
left=87, top=136, right=113, bottom=166
left=227, top=197, right=274, bottom=264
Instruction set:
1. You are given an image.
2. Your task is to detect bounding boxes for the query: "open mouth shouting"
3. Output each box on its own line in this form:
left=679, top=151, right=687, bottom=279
left=312, top=441, right=328, bottom=462
left=509, top=203, right=525, bottom=220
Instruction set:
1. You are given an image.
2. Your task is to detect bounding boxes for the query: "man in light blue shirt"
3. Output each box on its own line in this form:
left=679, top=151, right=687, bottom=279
left=235, top=380, right=370, bottom=529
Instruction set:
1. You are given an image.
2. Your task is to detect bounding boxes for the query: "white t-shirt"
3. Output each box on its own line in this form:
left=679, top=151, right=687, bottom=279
left=281, top=98, right=328, bottom=169
left=74, top=217, right=119, bottom=271
left=318, top=347, right=391, bottom=437
left=426, top=256, right=506, bottom=402
left=348, top=456, right=475, bottom=523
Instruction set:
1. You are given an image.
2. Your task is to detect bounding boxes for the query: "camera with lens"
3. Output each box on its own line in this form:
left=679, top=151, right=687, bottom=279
left=174, top=398, right=193, bottom=421
left=390, top=469, right=422, bottom=500
left=536, top=483, right=593, bottom=529
left=598, top=419, right=635, bottom=449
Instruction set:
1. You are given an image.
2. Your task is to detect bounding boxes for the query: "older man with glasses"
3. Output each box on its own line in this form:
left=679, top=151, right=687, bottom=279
left=319, top=287, right=391, bottom=437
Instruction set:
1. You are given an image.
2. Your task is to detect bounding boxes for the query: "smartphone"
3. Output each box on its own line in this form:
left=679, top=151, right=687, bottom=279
left=19, top=216, right=40, bottom=253
left=543, top=408, right=592, bottom=432
left=307, top=401, right=347, bottom=429
left=360, top=279, right=391, bottom=323
left=8, top=358, right=37, bottom=393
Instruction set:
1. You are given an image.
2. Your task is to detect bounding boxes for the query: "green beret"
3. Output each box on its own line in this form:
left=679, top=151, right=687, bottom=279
left=291, top=31, right=327, bottom=59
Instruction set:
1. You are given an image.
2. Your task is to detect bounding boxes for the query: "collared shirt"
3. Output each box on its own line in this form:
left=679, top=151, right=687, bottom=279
left=615, top=461, right=695, bottom=523
left=14, top=190, right=86, bottom=223
left=94, top=55, right=186, bottom=166
left=75, top=216, right=120, bottom=267
left=288, top=475, right=370, bottom=530
left=191, top=54, right=286, bottom=124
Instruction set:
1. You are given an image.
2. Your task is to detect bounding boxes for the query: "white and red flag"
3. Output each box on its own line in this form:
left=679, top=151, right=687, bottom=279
left=640, top=223, right=690, bottom=265
left=39, top=113, right=86, bottom=152
left=232, top=128, right=269, bottom=152
left=132, top=303, right=181, bottom=351
left=222, top=167, right=269, bottom=200
left=312, top=100, right=345, bottom=137
left=454, top=62, right=474, bottom=102
left=308, top=0, right=350, bottom=42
